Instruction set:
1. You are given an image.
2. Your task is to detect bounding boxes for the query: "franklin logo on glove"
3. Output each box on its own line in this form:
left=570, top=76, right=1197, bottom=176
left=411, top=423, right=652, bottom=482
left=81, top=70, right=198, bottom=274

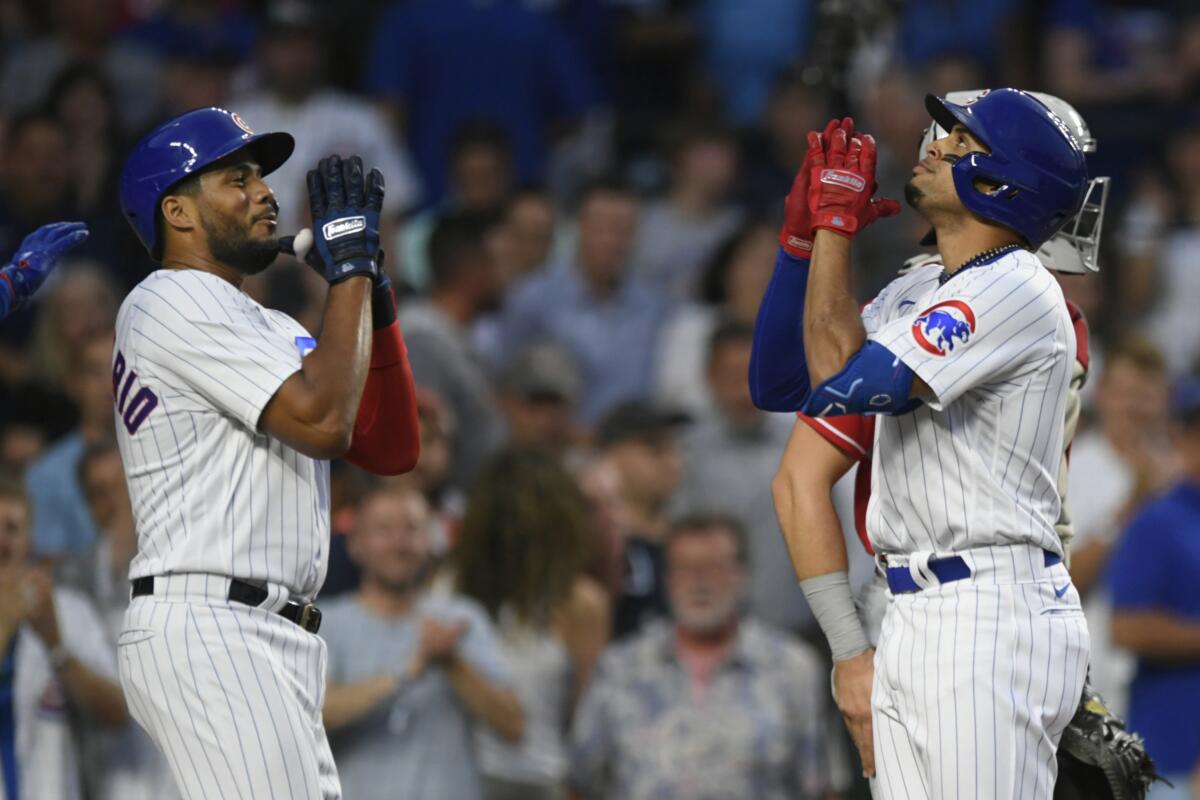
left=820, top=170, right=867, bottom=193
left=322, top=217, right=367, bottom=241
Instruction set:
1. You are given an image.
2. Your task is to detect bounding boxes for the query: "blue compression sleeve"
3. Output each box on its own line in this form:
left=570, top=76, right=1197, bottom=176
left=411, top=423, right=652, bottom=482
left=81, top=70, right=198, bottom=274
left=749, top=247, right=812, bottom=411
left=800, top=340, right=919, bottom=416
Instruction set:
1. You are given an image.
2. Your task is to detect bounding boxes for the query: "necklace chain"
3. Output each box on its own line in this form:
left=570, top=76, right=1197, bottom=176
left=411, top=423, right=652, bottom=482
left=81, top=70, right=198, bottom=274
left=939, top=243, right=1022, bottom=284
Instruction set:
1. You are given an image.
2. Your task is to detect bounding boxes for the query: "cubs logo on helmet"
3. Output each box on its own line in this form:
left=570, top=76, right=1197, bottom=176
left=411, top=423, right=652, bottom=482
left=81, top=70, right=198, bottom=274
left=912, top=300, right=976, bottom=356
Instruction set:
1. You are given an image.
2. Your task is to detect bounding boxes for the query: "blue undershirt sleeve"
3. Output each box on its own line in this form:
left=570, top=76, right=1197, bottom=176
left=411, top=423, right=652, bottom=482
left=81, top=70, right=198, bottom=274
left=749, top=247, right=812, bottom=411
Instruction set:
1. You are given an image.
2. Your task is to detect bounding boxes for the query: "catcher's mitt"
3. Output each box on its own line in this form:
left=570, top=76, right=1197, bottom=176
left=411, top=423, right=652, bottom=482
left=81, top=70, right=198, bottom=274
left=1054, top=682, right=1166, bottom=800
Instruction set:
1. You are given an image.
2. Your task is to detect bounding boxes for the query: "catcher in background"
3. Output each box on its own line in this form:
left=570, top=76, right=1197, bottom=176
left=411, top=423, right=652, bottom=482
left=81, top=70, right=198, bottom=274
left=770, top=93, right=1155, bottom=798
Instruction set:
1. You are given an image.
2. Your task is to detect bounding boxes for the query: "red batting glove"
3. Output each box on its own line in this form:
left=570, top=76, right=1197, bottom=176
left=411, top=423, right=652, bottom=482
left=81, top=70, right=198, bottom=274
left=779, top=118, right=845, bottom=258
left=808, top=120, right=900, bottom=238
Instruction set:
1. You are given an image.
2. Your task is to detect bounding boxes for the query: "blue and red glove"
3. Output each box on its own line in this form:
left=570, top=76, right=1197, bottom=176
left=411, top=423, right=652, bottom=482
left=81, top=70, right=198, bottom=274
left=779, top=119, right=843, bottom=258
left=808, top=118, right=900, bottom=238
left=0, top=221, right=89, bottom=316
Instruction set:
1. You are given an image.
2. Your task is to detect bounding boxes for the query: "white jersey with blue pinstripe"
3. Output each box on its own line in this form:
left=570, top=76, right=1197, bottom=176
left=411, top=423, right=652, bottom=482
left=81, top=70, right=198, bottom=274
left=112, top=268, right=330, bottom=600
left=861, top=250, right=1074, bottom=558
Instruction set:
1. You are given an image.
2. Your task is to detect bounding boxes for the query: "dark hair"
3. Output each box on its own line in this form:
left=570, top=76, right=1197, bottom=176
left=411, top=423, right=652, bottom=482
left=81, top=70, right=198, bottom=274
left=662, top=119, right=735, bottom=162
left=0, top=470, right=31, bottom=516
left=665, top=512, right=748, bottom=565
left=698, top=221, right=773, bottom=305
left=1105, top=335, right=1167, bottom=377
left=427, top=209, right=499, bottom=289
left=3, top=110, right=66, bottom=153
left=575, top=174, right=634, bottom=211
left=76, top=438, right=120, bottom=488
left=44, top=62, right=119, bottom=131
left=449, top=119, right=514, bottom=164
left=706, top=317, right=755, bottom=365
left=454, top=447, right=594, bottom=625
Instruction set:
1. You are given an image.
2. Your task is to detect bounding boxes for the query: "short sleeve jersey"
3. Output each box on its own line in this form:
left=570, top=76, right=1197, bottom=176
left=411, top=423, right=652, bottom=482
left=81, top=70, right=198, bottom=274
left=858, top=250, right=1075, bottom=556
left=112, top=269, right=330, bottom=599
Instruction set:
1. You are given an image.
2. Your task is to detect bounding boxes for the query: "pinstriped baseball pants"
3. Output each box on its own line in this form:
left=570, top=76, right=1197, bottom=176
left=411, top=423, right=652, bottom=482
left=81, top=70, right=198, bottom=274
left=870, top=546, right=1090, bottom=799
left=118, top=592, right=341, bottom=800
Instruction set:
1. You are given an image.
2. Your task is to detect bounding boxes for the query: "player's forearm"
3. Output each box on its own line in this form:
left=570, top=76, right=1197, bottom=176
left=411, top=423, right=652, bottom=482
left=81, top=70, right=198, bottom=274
left=323, top=673, right=400, bottom=730
left=296, top=277, right=374, bottom=451
left=749, top=247, right=813, bottom=411
left=804, top=231, right=866, bottom=385
left=446, top=655, right=525, bottom=742
left=60, top=659, right=129, bottom=727
left=1112, top=610, right=1200, bottom=661
left=343, top=320, right=420, bottom=474
left=772, top=422, right=858, bottom=580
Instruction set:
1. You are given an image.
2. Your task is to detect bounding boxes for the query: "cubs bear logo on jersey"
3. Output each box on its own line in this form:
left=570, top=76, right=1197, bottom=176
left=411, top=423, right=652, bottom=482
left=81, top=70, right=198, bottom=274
left=911, top=300, right=976, bottom=356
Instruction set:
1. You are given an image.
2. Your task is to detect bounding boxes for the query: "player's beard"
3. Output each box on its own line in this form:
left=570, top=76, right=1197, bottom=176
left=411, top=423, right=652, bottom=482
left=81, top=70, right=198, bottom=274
left=200, top=206, right=281, bottom=276
left=904, top=180, right=925, bottom=209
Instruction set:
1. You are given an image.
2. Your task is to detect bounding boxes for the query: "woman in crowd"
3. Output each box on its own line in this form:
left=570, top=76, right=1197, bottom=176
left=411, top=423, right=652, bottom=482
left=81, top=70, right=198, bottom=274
left=453, top=447, right=610, bottom=800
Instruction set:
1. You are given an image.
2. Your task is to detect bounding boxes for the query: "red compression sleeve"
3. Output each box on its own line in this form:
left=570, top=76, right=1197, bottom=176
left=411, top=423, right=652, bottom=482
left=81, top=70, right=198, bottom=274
left=343, top=320, right=420, bottom=475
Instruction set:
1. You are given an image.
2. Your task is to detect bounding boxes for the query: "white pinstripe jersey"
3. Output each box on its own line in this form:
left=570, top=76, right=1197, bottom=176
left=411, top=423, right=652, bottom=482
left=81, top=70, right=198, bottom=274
left=112, top=269, right=330, bottom=600
left=861, top=250, right=1074, bottom=557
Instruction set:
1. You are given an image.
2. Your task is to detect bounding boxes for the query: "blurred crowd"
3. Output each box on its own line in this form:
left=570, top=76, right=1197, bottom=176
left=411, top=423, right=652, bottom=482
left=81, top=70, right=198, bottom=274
left=1, top=0, right=1199, bottom=798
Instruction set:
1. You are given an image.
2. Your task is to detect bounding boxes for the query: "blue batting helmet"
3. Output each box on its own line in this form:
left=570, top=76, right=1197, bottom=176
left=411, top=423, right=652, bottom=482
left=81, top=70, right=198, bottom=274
left=924, top=88, right=1088, bottom=249
left=120, top=107, right=294, bottom=258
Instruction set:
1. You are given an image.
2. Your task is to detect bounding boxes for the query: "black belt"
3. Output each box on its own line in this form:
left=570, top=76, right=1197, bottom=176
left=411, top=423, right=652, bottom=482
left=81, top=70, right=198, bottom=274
left=131, top=576, right=322, bottom=634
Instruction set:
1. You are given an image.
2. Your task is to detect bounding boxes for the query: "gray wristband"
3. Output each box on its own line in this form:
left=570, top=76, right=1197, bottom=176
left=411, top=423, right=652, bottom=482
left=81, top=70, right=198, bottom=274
left=799, top=571, right=870, bottom=662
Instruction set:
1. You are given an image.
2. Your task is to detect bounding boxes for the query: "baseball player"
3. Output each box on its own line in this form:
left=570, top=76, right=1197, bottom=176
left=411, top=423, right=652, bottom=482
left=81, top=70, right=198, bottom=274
left=0, top=221, right=89, bottom=321
left=112, top=107, right=420, bottom=800
left=774, top=93, right=1104, bottom=793
left=751, top=89, right=1093, bottom=798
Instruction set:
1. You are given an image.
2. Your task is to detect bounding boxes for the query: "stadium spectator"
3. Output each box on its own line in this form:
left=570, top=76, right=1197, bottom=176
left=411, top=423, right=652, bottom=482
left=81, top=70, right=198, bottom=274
left=654, top=221, right=776, bottom=419
left=28, top=264, right=120, bottom=390
left=597, top=400, right=688, bottom=639
left=63, top=440, right=178, bottom=800
left=737, top=70, right=829, bottom=217
left=323, top=484, right=523, bottom=800
left=695, top=0, right=814, bottom=125
left=25, top=334, right=115, bottom=562
left=122, top=0, right=259, bottom=65
left=495, top=187, right=559, bottom=286
left=45, top=65, right=121, bottom=221
left=455, top=448, right=610, bottom=800
left=853, top=67, right=937, bottom=298
left=1069, top=335, right=1174, bottom=715
left=397, top=122, right=515, bottom=292
left=629, top=122, right=742, bottom=301
left=59, top=441, right=132, bottom=630
left=497, top=341, right=583, bottom=458
left=399, top=211, right=507, bottom=493
left=1109, top=376, right=1200, bottom=798
left=499, top=179, right=668, bottom=425
left=0, top=475, right=128, bottom=800
left=575, top=455, right=629, bottom=601
left=1129, top=123, right=1200, bottom=378
left=156, top=42, right=238, bottom=121
left=234, top=0, right=419, bottom=236
left=365, top=0, right=598, bottom=205
left=568, top=514, right=830, bottom=800
left=0, top=113, right=76, bottom=269
left=0, top=0, right=162, bottom=135
left=672, top=320, right=809, bottom=632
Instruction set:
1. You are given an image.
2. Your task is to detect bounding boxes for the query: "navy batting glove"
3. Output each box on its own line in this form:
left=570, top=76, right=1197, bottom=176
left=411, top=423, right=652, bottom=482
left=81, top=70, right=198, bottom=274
left=305, top=154, right=383, bottom=284
left=0, top=221, right=89, bottom=308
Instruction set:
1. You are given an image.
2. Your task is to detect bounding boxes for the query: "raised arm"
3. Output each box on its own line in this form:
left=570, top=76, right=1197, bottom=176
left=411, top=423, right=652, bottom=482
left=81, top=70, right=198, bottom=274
left=261, top=156, right=384, bottom=459
left=342, top=273, right=420, bottom=474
